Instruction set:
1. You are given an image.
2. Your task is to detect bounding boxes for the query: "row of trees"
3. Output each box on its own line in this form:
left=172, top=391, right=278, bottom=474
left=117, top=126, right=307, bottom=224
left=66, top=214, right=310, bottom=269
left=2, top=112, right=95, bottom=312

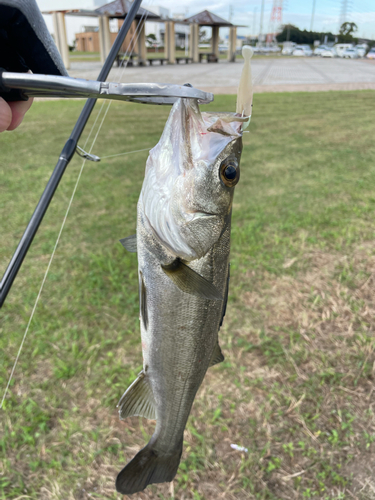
left=276, top=22, right=368, bottom=46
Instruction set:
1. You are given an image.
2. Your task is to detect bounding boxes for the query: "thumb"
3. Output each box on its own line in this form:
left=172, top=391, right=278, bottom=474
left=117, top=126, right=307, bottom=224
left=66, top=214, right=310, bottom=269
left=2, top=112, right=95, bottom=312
left=0, top=97, right=12, bottom=132
left=8, top=98, right=34, bottom=131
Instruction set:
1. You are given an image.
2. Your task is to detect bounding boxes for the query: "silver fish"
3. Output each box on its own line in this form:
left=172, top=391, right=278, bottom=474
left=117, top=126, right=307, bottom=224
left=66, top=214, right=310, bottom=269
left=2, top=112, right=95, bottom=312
left=116, top=47, right=253, bottom=496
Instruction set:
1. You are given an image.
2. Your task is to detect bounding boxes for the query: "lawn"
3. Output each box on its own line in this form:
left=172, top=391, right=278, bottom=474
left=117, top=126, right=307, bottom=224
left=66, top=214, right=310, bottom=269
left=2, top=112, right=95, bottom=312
left=1, top=90, right=375, bottom=500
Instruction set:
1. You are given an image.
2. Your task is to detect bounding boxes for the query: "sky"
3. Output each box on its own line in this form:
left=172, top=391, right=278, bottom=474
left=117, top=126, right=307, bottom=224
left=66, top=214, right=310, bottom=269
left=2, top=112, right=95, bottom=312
left=37, top=0, right=375, bottom=44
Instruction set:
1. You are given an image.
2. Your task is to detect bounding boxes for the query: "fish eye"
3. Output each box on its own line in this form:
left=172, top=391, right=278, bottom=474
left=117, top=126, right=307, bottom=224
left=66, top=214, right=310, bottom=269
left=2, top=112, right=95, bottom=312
left=220, top=159, right=240, bottom=188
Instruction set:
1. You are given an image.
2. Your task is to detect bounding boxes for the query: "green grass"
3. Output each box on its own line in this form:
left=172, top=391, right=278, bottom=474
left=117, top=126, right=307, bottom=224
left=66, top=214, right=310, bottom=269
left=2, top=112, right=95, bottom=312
left=1, top=91, right=375, bottom=499
left=70, top=51, right=101, bottom=62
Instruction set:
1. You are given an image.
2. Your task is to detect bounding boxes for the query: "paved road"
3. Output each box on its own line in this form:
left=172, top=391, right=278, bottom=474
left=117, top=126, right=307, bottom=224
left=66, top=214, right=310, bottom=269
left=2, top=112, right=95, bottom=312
left=68, top=57, right=375, bottom=94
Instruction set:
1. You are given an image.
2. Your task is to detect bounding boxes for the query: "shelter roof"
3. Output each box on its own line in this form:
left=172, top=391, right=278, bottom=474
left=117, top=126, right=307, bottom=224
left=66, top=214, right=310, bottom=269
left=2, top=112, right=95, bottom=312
left=95, top=0, right=160, bottom=19
left=42, top=9, right=99, bottom=17
left=184, top=10, right=233, bottom=27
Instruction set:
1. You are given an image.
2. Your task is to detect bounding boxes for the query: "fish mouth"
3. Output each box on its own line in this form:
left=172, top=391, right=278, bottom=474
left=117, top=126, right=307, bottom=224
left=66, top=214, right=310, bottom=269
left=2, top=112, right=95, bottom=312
left=190, top=211, right=218, bottom=220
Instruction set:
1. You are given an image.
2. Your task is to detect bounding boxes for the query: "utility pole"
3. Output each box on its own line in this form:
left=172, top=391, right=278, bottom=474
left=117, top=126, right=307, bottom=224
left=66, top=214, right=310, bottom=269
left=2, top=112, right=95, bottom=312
left=253, top=8, right=257, bottom=38
left=259, top=0, right=265, bottom=46
left=310, top=0, right=316, bottom=32
left=229, top=4, right=233, bottom=23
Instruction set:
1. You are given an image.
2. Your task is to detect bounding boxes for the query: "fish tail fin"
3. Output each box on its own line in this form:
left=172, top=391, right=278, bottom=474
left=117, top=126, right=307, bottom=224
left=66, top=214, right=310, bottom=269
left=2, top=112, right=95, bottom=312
left=116, top=438, right=183, bottom=495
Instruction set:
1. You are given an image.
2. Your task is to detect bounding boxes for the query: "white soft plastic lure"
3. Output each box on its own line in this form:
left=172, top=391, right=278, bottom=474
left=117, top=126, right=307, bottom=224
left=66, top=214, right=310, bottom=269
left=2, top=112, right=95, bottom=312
left=116, top=47, right=253, bottom=496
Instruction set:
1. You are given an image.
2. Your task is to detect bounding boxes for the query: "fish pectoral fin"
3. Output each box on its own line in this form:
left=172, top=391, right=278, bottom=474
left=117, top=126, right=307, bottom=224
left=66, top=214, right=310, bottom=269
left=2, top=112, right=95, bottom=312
left=161, top=260, right=223, bottom=301
left=117, top=370, right=156, bottom=420
left=209, top=342, right=225, bottom=367
left=119, top=234, right=137, bottom=253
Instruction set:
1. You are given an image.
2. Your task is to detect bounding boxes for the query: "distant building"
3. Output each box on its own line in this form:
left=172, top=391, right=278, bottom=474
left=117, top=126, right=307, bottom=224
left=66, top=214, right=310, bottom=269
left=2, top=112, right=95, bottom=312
left=39, top=0, right=104, bottom=45
left=75, top=25, right=99, bottom=52
left=142, top=4, right=168, bottom=45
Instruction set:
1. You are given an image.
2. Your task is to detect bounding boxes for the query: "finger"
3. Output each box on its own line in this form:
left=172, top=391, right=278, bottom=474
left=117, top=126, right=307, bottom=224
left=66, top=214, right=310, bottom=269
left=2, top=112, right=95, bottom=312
left=7, top=98, right=34, bottom=131
left=0, top=97, right=12, bottom=132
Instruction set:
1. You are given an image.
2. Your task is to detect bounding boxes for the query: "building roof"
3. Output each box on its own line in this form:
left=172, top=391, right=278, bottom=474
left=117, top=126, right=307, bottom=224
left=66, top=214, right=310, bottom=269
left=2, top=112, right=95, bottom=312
left=184, top=10, right=233, bottom=27
left=41, top=9, right=99, bottom=17
left=95, top=0, right=160, bottom=19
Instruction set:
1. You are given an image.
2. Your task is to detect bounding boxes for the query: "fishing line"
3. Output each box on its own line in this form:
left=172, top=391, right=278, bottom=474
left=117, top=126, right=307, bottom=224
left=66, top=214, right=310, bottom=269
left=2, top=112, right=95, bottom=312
left=0, top=6, right=152, bottom=408
left=88, top=4, right=152, bottom=156
left=100, top=147, right=151, bottom=159
left=0, top=101, right=110, bottom=410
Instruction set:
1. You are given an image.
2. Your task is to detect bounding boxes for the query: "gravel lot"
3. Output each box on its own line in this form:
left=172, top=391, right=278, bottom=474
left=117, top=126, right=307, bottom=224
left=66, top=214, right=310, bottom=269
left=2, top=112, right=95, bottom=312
left=68, top=57, right=375, bottom=94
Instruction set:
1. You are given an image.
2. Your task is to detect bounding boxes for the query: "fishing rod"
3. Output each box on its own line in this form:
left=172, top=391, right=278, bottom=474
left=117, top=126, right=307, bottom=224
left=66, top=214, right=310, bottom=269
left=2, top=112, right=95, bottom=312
left=0, top=0, right=213, bottom=309
left=0, top=0, right=140, bottom=307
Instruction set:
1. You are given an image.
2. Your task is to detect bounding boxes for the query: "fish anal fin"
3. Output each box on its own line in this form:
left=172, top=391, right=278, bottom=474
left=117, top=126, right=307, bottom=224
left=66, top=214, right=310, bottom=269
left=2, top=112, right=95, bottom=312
left=209, top=342, right=225, bottom=367
left=161, top=260, right=222, bottom=301
left=120, top=234, right=137, bottom=253
left=117, top=371, right=156, bottom=420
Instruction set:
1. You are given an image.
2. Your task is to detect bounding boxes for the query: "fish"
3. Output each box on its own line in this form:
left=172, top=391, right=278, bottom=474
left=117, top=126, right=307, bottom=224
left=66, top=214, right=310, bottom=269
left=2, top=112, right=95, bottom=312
left=116, top=46, right=254, bottom=495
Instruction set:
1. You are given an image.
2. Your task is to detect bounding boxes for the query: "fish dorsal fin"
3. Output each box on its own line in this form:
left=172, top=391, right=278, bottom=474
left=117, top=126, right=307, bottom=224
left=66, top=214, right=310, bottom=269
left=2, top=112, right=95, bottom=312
left=119, top=234, right=137, bottom=253
left=161, top=260, right=222, bottom=301
left=117, top=371, right=156, bottom=421
left=209, top=342, right=225, bottom=367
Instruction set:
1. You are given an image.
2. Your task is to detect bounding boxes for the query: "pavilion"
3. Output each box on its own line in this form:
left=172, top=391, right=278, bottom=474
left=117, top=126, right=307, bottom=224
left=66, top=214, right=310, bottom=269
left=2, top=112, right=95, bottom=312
left=43, top=2, right=241, bottom=69
left=43, top=0, right=160, bottom=68
left=185, top=10, right=240, bottom=63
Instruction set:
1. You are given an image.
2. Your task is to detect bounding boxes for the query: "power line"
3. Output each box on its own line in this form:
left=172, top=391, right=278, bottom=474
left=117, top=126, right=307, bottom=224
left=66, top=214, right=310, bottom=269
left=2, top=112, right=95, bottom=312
left=310, top=0, right=317, bottom=31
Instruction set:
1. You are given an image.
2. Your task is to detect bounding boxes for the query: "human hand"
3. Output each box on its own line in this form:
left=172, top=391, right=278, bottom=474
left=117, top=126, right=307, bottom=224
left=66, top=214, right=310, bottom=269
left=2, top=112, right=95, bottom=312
left=0, top=97, right=33, bottom=132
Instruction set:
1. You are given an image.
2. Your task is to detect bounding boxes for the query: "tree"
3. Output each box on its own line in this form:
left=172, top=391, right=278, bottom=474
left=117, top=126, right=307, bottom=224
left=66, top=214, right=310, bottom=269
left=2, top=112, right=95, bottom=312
left=146, top=33, right=157, bottom=47
left=199, top=28, right=209, bottom=43
left=339, top=22, right=358, bottom=36
left=276, top=24, right=335, bottom=45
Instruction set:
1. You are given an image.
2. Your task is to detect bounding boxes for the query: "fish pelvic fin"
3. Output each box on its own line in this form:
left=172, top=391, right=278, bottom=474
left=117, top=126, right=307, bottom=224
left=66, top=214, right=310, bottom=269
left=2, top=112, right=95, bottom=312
left=116, top=439, right=183, bottom=495
left=117, top=370, right=156, bottom=420
left=161, top=259, right=223, bottom=301
left=119, top=234, right=137, bottom=252
left=209, top=342, right=225, bottom=367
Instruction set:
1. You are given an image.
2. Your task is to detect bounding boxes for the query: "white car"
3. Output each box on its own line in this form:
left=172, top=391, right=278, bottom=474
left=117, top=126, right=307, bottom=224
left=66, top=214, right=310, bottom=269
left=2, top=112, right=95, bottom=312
left=282, top=42, right=296, bottom=55
left=282, top=47, right=294, bottom=55
left=314, top=45, right=328, bottom=56
left=293, top=45, right=312, bottom=56
left=355, top=46, right=367, bottom=58
left=367, top=48, right=375, bottom=59
left=334, top=43, right=354, bottom=57
left=321, top=48, right=337, bottom=58
left=343, top=48, right=359, bottom=59
left=301, top=45, right=313, bottom=56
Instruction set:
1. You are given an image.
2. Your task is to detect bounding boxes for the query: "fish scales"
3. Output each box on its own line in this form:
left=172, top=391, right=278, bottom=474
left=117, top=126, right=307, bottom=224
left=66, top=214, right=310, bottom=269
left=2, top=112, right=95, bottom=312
left=115, top=46, right=253, bottom=496
left=138, top=220, right=231, bottom=450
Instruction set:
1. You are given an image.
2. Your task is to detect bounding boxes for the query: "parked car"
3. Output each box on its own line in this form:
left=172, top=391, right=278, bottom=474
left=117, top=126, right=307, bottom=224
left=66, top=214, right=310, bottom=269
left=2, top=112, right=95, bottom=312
left=314, top=45, right=328, bottom=56
left=282, top=42, right=296, bottom=55
left=293, top=45, right=313, bottom=56
left=268, top=45, right=281, bottom=53
left=321, top=48, right=337, bottom=58
left=366, top=48, right=375, bottom=59
left=343, top=48, right=359, bottom=59
left=334, top=43, right=354, bottom=57
left=355, top=46, right=367, bottom=58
